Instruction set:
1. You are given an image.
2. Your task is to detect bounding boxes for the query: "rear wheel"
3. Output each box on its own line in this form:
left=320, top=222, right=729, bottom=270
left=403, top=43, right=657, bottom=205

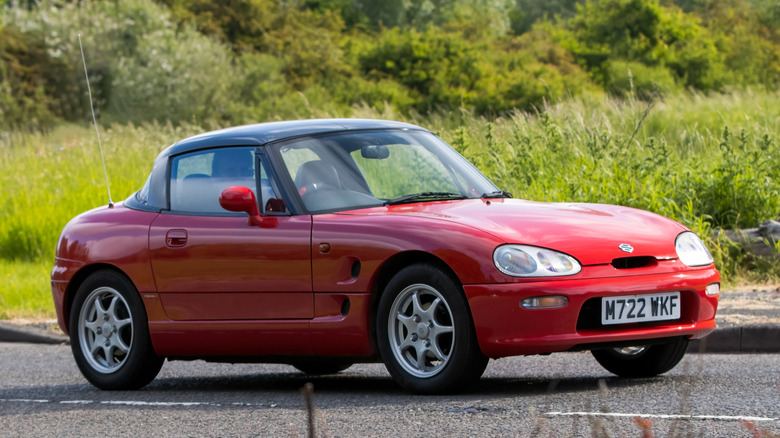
left=591, top=336, right=689, bottom=377
left=69, top=270, right=163, bottom=390
left=377, top=264, right=488, bottom=394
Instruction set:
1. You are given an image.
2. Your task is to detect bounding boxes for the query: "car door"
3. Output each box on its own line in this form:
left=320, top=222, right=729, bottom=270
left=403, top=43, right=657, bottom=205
left=148, top=146, right=313, bottom=321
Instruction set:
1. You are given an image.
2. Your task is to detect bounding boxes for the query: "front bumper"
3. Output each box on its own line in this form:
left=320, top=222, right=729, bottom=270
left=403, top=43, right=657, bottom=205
left=464, top=266, right=720, bottom=358
left=51, top=257, right=86, bottom=337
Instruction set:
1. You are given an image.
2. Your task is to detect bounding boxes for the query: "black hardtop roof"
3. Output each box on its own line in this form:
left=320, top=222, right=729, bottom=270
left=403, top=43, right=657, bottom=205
left=164, top=119, right=427, bottom=157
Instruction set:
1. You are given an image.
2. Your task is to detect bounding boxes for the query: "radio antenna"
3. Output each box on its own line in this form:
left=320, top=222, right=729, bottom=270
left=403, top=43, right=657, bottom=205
left=78, top=34, right=113, bottom=208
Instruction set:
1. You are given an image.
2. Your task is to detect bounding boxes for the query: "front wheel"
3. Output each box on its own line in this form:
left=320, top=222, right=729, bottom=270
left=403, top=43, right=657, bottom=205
left=591, top=336, right=689, bottom=378
left=69, top=270, right=163, bottom=390
left=377, top=264, right=488, bottom=394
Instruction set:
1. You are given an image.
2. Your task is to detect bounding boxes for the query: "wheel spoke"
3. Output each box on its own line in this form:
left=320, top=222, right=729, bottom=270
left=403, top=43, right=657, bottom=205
left=103, top=345, right=115, bottom=366
left=421, top=297, right=441, bottom=319
left=106, top=296, right=120, bottom=320
left=429, top=342, right=447, bottom=362
left=396, top=313, right=415, bottom=333
left=84, top=319, right=100, bottom=333
left=411, top=291, right=425, bottom=316
left=430, top=321, right=453, bottom=337
left=415, top=347, right=427, bottom=371
left=398, top=335, right=415, bottom=352
left=115, top=317, right=132, bottom=331
left=94, top=296, right=109, bottom=315
left=113, top=335, right=130, bottom=355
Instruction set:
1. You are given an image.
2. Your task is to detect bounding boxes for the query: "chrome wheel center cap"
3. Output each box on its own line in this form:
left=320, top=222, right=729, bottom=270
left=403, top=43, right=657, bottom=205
left=102, top=323, right=112, bottom=338
left=417, top=324, right=430, bottom=339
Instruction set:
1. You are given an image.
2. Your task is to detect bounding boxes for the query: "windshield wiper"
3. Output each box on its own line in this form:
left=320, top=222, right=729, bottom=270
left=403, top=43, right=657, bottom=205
left=384, top=192, right=467, bottom=206
left=481, top=190, right=513, bottom=199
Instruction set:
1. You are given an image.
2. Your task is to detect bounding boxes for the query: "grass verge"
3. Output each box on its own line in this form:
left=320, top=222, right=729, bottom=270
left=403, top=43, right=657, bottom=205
left=0, top=259, right=55, bottom=320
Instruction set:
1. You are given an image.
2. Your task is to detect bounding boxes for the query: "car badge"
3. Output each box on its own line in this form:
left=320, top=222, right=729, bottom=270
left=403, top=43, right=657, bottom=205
left=619, top=243, right=634, bottom=253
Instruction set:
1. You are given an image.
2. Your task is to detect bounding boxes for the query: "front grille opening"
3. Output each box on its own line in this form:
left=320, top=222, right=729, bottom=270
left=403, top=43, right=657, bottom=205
left=611, top=256, right=657, bottom=270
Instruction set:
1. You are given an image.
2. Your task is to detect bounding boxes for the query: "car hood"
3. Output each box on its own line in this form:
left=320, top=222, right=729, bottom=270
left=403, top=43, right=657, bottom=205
left=344, top=199, right=687, bottom=266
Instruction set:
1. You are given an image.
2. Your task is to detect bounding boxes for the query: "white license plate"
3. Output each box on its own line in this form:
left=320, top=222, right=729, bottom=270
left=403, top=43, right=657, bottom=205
left=601, top=292, right=681, bottom=325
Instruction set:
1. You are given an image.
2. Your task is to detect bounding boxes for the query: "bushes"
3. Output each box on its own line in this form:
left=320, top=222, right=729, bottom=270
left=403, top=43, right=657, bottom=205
left=605, top=60, right=678, bottom=99
left=3, top=0, right=780, bottom=127
left=3, top=0, right=240, bottom=125
left=0, top=25, right=79, bottom=131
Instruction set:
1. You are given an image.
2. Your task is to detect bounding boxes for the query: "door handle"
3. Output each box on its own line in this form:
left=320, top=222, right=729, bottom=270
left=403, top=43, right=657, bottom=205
left=165, top=229, right=188, bottom=247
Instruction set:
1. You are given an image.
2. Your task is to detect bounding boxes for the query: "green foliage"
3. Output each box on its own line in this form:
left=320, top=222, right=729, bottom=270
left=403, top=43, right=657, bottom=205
left=357, top=27, right=481, bottom=110
left=682, top=0, right=780, bottom=87
left=2, top=0, right=780, bottom=127
left=325, top=0, right=511, bottom=31
left=353, top=25, right=594, bottom=114
left=687, top=127, right=780, bottom=228
left=0, top=24, right=79, bottom=131
left=509, top=0, right=582, bottom=35
left=3, top=0, right=239, bottom=125
left=605, top=60, right=678, bottom=99
left=0, top=259, right=53, bottom=319
left=261, top=7, right=349, bottom=88
left=159, top=0, right=276, bottom=53
left=563, top=0, right=726, bottom=91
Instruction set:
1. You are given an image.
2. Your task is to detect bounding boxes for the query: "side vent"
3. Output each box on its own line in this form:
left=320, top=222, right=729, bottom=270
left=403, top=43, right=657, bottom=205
left=341, top=298, right=351, bottom=317
left=611, top=256, right=657, bottom=269
left=351, top=261, right=361, bottom=279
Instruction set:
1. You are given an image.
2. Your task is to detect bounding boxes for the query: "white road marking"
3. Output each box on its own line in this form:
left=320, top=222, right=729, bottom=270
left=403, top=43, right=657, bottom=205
left=4, top=398, right=771, bottom=422
left=545, top=411, right=778, bottom=422
left=101, top=401, right=214, bottom=407
left=0, top=398, right=277, bottom=408
left=0, top=398, right=49, bottom=403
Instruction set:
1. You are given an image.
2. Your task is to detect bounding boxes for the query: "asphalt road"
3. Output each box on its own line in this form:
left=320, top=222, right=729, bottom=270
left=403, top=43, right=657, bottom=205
left=1, top=343, right=778, bottom=437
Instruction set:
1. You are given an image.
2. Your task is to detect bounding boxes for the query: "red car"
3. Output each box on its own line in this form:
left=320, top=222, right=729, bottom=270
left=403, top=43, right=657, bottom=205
left=52, top=119, right=720, bottom=394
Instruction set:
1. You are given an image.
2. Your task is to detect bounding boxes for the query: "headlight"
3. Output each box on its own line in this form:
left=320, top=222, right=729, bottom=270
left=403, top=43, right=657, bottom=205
left=675, top=231, right=714, bottom=267
left=493, top=245, right=582, bottom=277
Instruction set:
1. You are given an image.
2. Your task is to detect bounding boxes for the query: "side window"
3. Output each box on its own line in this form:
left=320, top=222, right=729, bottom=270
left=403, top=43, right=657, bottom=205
left=170, top=147, right=257, bottom=214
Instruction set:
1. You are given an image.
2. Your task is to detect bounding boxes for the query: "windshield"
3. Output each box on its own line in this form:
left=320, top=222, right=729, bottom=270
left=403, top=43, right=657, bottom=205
left=275, top=130, right=499, bottom=213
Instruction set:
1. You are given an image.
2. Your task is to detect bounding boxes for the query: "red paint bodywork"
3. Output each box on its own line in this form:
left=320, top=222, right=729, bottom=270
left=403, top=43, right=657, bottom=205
left=53, top=197, right=719, bottom=361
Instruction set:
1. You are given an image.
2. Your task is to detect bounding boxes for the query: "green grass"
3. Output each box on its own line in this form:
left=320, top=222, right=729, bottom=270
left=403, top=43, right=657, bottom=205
left=0, top=259, right=54, bottom=320
left=2, top=90, right=779, bottom=319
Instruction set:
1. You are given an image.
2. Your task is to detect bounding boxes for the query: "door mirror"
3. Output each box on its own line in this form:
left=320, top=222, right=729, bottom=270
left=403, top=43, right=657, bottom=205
left=219, top=186, right=263, bottom=226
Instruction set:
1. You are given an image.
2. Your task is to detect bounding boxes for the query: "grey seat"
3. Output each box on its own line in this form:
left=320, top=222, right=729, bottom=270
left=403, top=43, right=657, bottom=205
left=295, top=160, right=341, bottom=193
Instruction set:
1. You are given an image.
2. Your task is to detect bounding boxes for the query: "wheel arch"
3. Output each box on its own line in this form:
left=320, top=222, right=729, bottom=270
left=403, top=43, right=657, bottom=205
left=62, top=263, right=137, bottom=336
left=368, top=251, right=472, bottom=352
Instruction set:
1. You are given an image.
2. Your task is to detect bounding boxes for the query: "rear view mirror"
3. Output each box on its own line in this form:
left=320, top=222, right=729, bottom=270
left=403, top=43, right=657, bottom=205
left=361, top=145, right=390, bottom=159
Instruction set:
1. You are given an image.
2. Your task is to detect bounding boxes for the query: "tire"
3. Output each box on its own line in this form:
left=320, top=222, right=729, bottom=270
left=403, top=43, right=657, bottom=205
left=377, top=264, right=488, bottom=394
left=69, top=270, right=163, bottom=390
left=292, top=360, right=354, bottom=375
left=591, top=336, right=689, bottom=378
